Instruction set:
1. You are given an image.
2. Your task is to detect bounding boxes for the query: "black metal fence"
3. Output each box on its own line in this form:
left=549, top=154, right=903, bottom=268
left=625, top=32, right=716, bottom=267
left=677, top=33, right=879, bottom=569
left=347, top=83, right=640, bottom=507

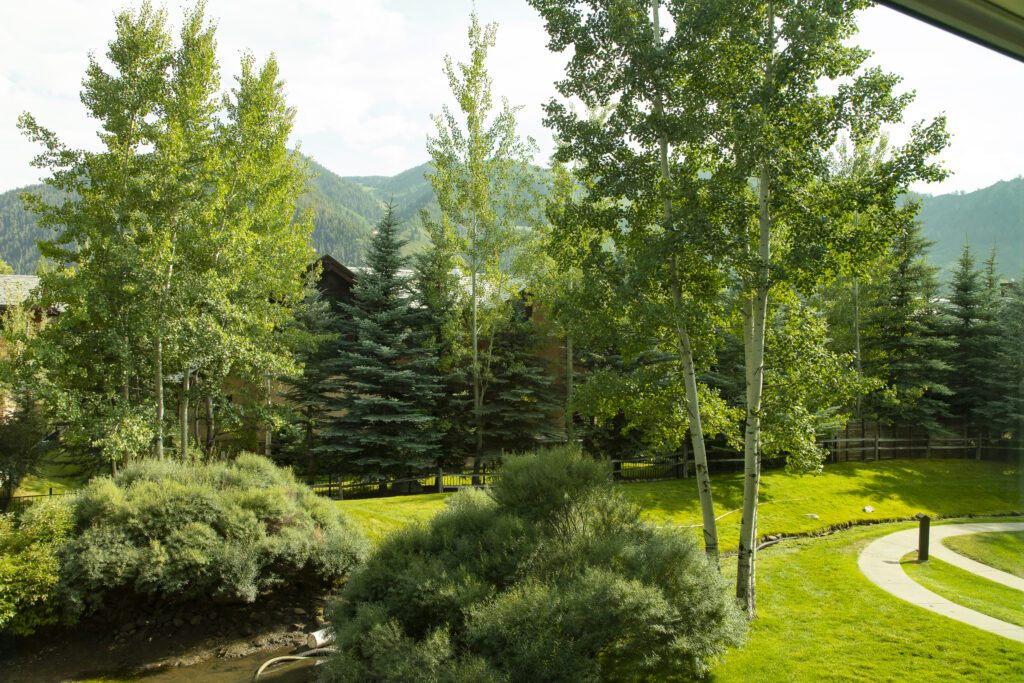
left=310, top=465, right=500, bottom=500
left=2, top=488, right=71, bottom=514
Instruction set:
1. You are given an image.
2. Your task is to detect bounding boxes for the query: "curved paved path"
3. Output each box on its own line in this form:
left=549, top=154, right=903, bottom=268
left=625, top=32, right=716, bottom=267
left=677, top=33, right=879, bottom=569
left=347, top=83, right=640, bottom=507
left=858, top=522, right=1024, bottom=643
left=929, top=523, right=1024, bottom=591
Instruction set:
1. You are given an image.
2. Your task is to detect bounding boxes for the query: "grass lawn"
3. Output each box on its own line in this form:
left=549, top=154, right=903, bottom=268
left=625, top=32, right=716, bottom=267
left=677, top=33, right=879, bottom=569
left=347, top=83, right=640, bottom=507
left=336, top=493, right=449, bottom=544
left=15, top=450, right=95, bottom=496
left=712, top=519, right=1024, bottom=682
left=943, top=531, right=1024, bottom=579
left=338, top=458, right=1022, bottom=549
left=901, top=552, right=1024, bottom=628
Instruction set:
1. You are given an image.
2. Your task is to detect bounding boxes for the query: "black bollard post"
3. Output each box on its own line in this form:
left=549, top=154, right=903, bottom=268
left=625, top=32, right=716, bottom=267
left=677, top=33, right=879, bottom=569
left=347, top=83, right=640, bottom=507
left=915, top=513, right=931, bottom=561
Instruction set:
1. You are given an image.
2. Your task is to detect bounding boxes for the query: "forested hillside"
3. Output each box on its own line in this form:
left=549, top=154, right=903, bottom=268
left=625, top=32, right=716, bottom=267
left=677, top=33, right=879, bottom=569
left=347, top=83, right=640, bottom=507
left=0, top=183, right=61, bottom=274
left=0, top=159, right=438, bottom=273
left=1, top=164, right=1020, bottom=275
left=915, top=176, right=1024, bottom=276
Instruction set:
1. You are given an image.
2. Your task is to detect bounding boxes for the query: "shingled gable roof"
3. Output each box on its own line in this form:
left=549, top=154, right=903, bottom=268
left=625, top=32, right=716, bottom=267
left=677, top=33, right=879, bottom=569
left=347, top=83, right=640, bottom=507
left=313, top=254, right=358, bottom=303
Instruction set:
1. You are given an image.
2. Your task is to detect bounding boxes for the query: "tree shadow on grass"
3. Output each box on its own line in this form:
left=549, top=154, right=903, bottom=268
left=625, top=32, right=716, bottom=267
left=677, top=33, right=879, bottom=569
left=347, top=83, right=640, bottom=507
left=821, top=458, right=1022, bottom=516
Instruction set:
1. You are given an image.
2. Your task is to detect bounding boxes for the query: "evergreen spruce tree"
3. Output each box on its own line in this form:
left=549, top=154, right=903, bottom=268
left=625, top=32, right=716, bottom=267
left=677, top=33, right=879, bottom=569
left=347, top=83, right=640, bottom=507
left=944, top=245, right=1003, bottom=443
left=861, top=223, right=953, bottom=433
left=277, top=290, right=341, bottom=482
left=479, top=300, right=558, bottom=456
left=992, top=279, right=1024, bottom=446
left=413, top=214, right=474, bottom=468
left=318, top=207, right=441, bottom=478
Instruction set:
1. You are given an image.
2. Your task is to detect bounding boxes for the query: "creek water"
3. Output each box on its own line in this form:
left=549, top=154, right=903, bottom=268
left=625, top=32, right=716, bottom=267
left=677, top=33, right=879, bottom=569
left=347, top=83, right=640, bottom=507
left=131, top=649, right=319, bottom=682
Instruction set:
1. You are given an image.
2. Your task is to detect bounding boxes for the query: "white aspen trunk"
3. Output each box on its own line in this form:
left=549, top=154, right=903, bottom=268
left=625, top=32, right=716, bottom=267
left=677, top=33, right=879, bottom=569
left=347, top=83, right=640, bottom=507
left=122, top=378, right=130, bottom=469
left=652, top=0, right=719, bottom=563
left=736, top=163, right=771, bottom=617
left=471, top=267, right=484, bottom=467
left=853, top=276, right=862, bottom=419
left=565, top=334, right=575, bottom=443
left=674, top=309, right=720, bottom=563
left=154, top=337, right=164, bottom=460
left=179, top=370, right=189, bottom=461
left=264, top=376, right=273, bottom=458
left=205, top=394, right=215, bottom=453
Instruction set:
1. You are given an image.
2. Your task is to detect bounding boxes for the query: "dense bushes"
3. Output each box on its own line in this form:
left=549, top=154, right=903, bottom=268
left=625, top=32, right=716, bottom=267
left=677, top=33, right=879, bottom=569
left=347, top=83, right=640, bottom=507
left=0, top=498, right=73, bottom=634
left=57, top=454, right=366, bottom=619
left=321, top=446, right=745, bottom=682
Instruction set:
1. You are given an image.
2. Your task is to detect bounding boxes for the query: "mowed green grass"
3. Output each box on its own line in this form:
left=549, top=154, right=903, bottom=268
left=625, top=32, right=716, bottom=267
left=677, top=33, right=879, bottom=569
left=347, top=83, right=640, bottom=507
left=336, top=493, right=449, bottom=544
left=943, top=530, right=1024, bottom=579
left=712, top=519, right=1024, bottom=682
left=15, top=450, right=95, bottom=496
left=901, top=551, right=1024, bottom=628
left=337, top=459, right=1022, bottom=550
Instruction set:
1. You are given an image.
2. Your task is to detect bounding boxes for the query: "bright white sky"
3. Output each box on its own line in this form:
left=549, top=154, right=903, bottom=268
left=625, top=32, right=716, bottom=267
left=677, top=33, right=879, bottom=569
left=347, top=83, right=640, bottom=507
left=1, top=1, right=1022, bottom=195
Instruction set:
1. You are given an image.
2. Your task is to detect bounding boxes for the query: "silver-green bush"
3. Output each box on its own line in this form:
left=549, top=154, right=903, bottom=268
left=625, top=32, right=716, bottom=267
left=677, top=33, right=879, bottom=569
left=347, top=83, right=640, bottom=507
left=322, top=446, right=745, bottom=682
left=59, top=454, right=367, bottom=618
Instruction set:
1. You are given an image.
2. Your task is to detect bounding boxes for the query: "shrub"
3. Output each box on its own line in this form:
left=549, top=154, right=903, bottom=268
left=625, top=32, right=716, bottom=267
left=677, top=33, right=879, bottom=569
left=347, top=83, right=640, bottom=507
left=324, top=446, right=745, bottom=682
left=0, top=498, right=74, bottom=634
left=59, top=454, right=367, bottom=618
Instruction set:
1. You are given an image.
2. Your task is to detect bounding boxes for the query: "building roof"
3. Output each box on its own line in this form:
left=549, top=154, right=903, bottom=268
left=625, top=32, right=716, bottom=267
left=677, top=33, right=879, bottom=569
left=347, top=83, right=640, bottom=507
left=317, top=254, right=357, bottom=286
left=880, top=0, right=1024, bottom=62
left=0, top=275, right=40, bottom=308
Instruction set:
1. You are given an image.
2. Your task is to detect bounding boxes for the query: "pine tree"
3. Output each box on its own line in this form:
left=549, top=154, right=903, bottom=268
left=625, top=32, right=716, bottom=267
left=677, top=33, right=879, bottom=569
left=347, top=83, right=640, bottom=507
left=479, top=300, right=558, bottom=456
left=944, top=246, right=1004, bottom=444
left=942, top=245, right=999, bottom=444
left=318, top=207, right=441, bottom=478
left=861, top=223, right=953, bottom=433
left=992, top=279, right=1024, bottom=445
left=277, top=290, right=341, bottom=482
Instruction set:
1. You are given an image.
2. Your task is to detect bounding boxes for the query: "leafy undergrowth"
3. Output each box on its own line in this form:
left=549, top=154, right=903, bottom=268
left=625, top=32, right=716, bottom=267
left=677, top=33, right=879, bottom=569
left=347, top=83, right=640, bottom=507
left=943, top=530, right=1024, bottom=579
left=338, top=459, right=1022, bottom=550
left=901, top=552, right=1024, bottom=628
left=712, top=519, right=1024, bottom=682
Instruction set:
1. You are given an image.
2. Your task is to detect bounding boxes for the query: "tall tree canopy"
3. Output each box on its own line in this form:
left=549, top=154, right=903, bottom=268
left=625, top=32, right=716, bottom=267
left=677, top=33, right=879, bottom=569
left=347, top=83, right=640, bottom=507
left=427, top=11, right=541, bottom=467
left=942, top=245, right=1003, bottom=443
left=857, top=223, right=952, bottom=433
left=530, top=0, right=948, bottom=614
left=318, top=207, right=442, bottom=478
left=14, top=1, right=315, bottom=466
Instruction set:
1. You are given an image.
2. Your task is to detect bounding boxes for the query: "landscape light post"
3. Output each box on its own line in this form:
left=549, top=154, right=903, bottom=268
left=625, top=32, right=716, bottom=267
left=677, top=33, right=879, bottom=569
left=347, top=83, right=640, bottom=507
left=915, top=513, right=931, bottom=561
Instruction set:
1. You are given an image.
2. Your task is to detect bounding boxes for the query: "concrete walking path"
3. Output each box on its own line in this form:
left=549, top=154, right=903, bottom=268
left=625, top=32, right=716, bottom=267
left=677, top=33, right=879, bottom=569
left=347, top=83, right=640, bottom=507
left=858, top=522, right=1024, bottom=643
left=928, top=523, right=1024, bottom=591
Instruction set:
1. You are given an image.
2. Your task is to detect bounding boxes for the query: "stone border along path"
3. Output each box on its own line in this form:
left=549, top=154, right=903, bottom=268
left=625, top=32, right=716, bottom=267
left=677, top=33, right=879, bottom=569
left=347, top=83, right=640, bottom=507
left=858, top=522, right=1024, bottom=643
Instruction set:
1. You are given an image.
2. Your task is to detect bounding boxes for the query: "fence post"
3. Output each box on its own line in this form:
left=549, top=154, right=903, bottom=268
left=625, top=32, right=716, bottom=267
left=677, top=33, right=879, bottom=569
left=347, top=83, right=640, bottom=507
left=926, top=434, right=931, bottom=459
left=436, top=465, right=443, bottom=493
left=874, top=432, right=880, bottom=461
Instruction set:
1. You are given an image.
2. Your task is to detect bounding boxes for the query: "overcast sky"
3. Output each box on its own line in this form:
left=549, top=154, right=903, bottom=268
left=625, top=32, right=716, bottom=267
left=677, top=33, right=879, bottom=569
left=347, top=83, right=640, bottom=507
left=1, top=1, right=1022, bottom=195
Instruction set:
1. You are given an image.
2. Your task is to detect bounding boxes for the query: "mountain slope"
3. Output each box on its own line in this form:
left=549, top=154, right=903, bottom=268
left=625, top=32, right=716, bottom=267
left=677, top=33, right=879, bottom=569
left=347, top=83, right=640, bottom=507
left=915, top=177, right=1024, bottom=276
left=0, top=159, right=437, bottom=274
left=1, top=167, right=1020, bottom=276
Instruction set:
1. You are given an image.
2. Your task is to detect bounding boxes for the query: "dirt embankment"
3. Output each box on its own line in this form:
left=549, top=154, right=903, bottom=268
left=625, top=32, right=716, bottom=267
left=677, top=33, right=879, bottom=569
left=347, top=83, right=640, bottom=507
left=0, top=589, right=332, bottom=682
